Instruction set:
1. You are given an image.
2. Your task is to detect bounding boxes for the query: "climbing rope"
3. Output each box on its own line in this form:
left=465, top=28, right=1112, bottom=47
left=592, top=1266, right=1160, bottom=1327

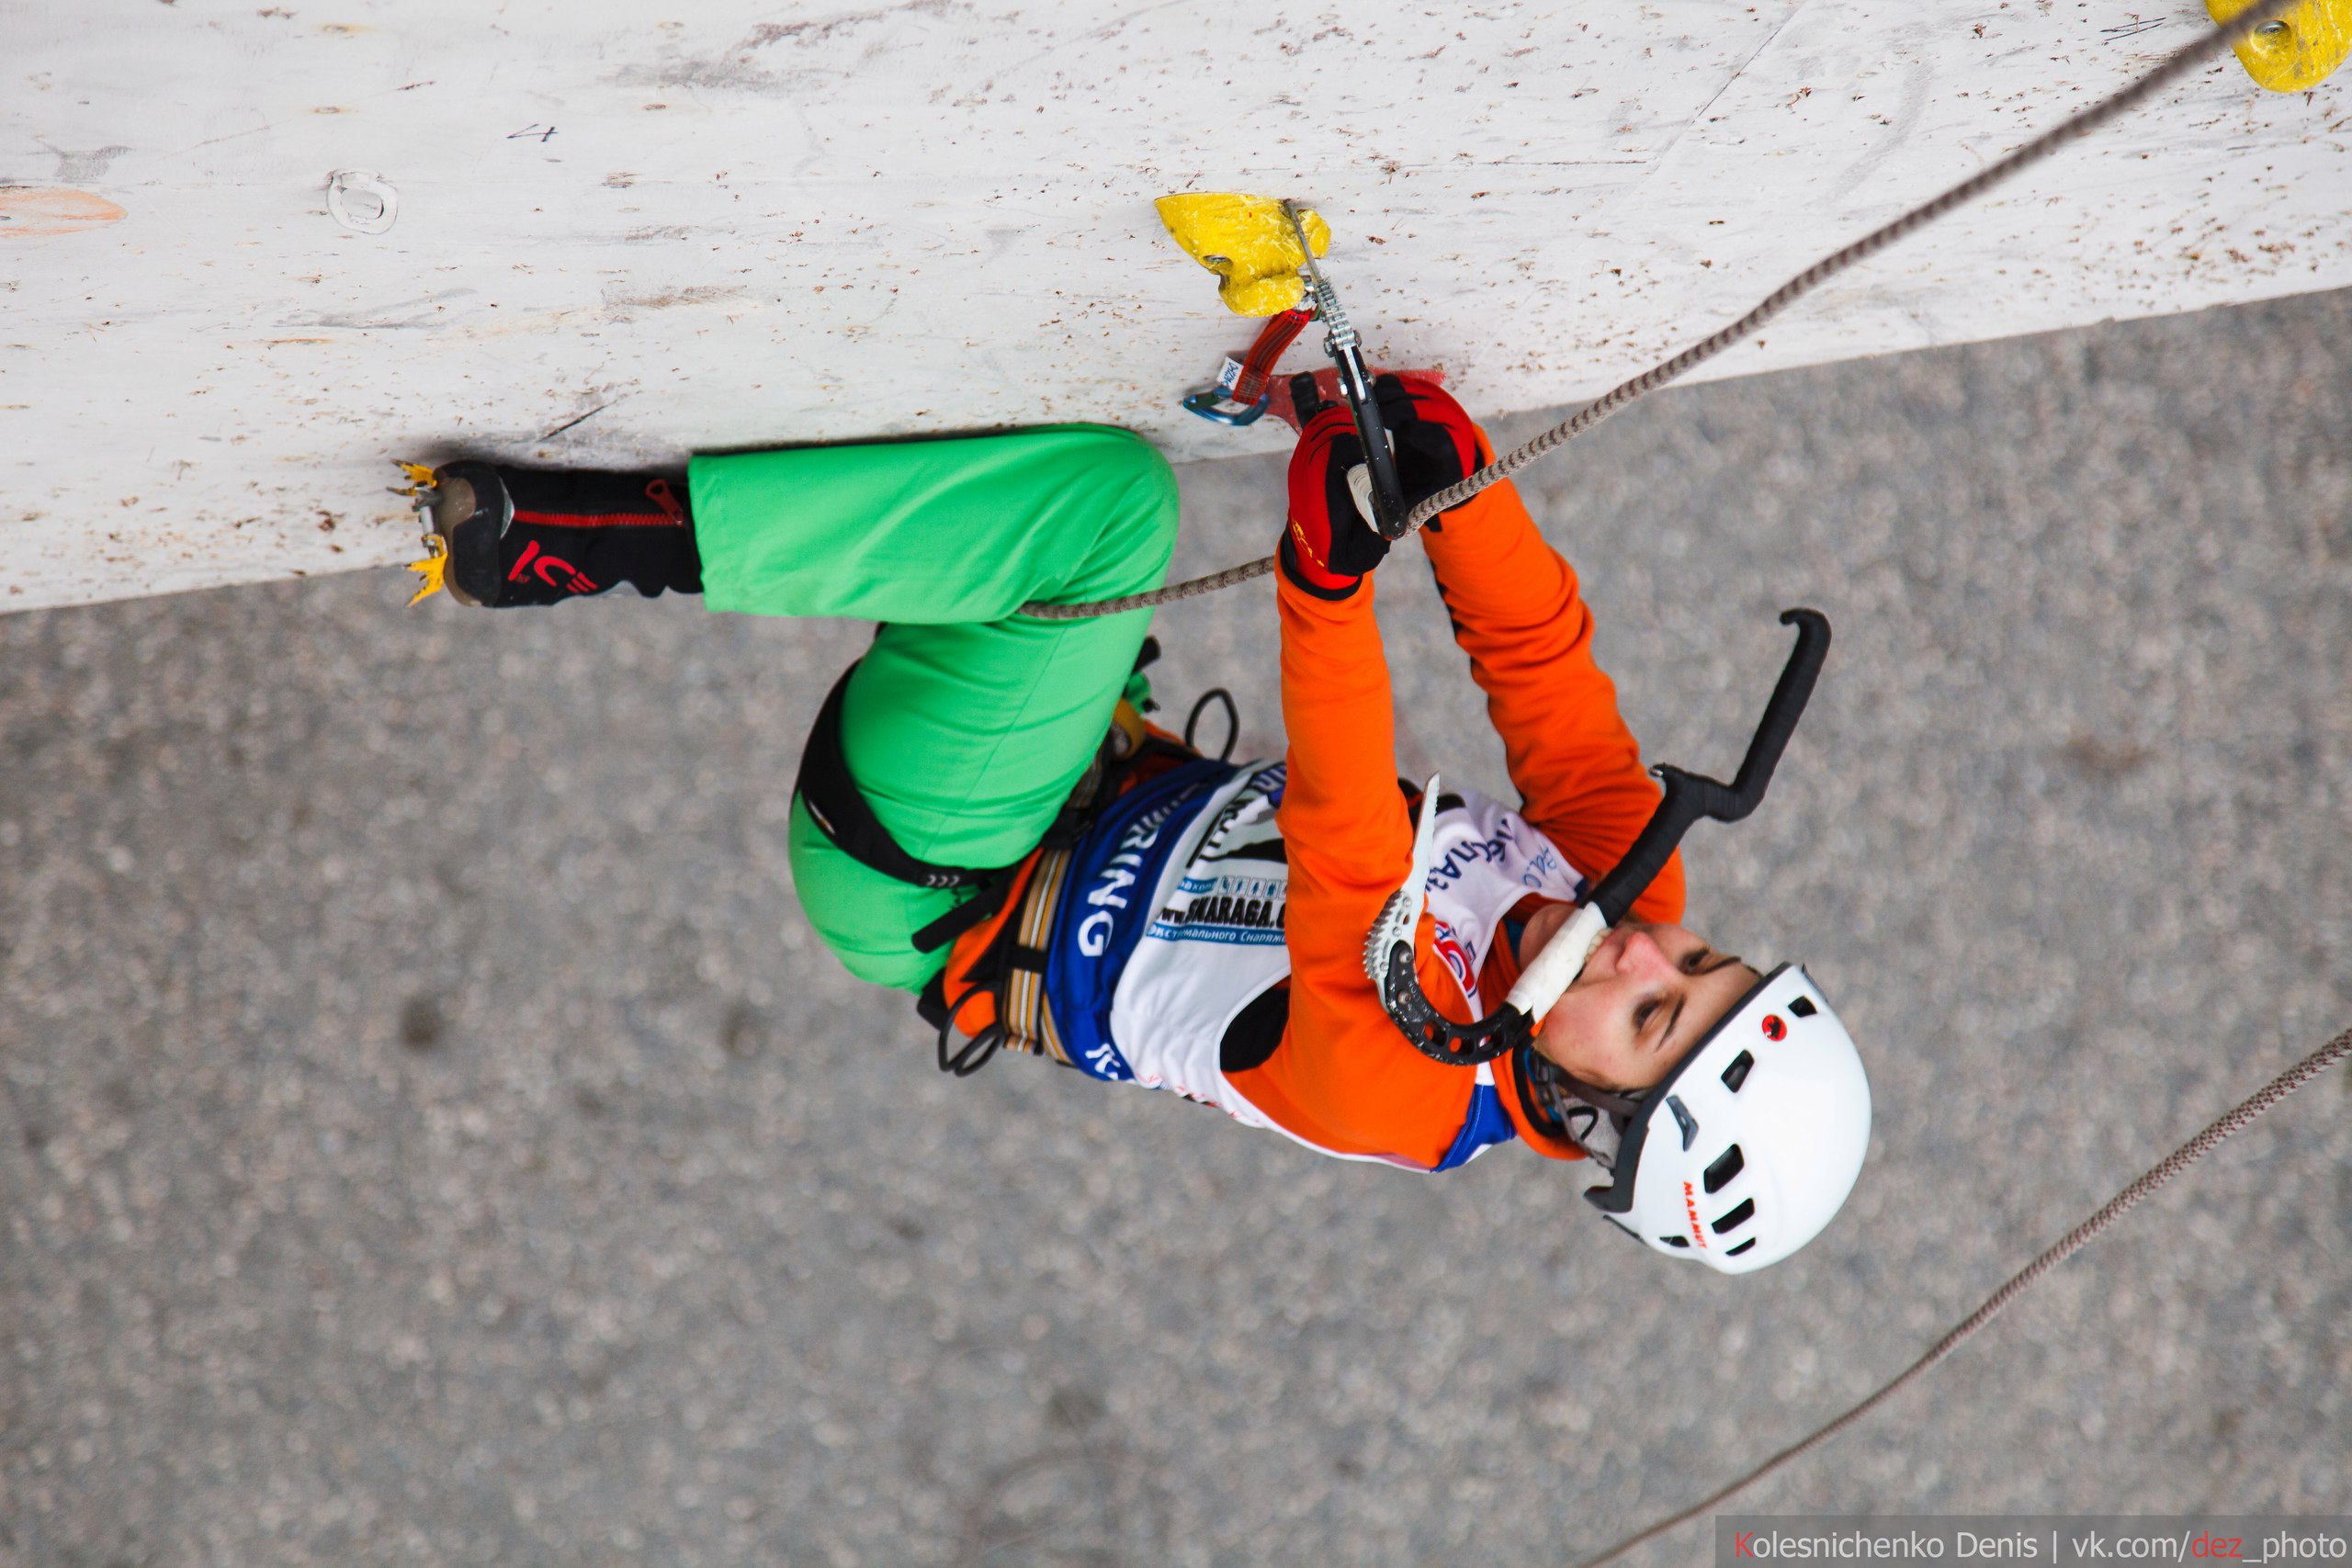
left=1572, top=1022, right=2352, bottom=1568
left=1019, top=0, right=2301, bottom=622
left=1023, top=554, right=1279, bottom=621
left=1017, top=1, right=2336, bottom=1541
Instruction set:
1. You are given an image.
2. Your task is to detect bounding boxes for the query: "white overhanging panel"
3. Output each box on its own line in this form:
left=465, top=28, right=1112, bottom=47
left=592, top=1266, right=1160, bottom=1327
left=3, top=2, right=2346, bottom=612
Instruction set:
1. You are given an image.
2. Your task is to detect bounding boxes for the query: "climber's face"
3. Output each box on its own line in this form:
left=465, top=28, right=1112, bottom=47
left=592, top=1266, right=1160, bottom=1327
left=1521, top=911, right=1759, bottom=1092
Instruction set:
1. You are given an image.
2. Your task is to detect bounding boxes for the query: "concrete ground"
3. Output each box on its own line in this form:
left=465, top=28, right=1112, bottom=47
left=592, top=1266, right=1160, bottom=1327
left=4, top=289, right=2349, bottom=1568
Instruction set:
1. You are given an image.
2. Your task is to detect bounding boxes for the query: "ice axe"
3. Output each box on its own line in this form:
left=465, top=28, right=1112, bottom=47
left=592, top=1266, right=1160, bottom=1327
left=1281, top=199, right=1412, bottom=539
left=1365, top=609, right=1833, bottom=1066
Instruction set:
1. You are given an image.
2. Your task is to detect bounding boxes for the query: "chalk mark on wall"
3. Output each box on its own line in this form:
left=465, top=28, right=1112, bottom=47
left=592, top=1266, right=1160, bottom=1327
left=0, top=187, right=126, bottom=239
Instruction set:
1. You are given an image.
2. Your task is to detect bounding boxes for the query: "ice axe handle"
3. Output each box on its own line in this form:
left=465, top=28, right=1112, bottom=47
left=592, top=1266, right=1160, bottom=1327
left=1332, top=349, right=1411, bottom=538
left=1584, top=608, right=1831, bottom=927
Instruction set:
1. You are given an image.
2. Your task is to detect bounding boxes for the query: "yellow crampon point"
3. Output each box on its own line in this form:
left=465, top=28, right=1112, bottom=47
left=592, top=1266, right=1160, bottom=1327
left=2208, top=0, right=2350, bottom=90
left=396, top=461, right=449, bottom=604
left=404, top=535, right=449, bottom=606
left=1154, top=193, right=1332, bottom=317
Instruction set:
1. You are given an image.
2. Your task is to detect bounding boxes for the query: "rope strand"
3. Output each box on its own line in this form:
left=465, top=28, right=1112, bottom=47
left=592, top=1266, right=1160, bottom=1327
left=1020, top=0, right=2296, bottom=621
left=1572, top=1021, right=2352, bottom=1568
left=1024, top=554, right=1274, bottom=620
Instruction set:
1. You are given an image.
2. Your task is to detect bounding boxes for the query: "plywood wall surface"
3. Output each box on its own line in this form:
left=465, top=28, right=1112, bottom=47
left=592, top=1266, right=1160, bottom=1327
left=5, top=1, right=2346, bottom=610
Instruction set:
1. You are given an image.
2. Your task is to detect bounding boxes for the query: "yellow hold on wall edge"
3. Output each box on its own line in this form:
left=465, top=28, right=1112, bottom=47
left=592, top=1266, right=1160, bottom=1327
left=2207, top=0, right=2350, bottom=90
left=1154, top=193, right=1332, bottom=317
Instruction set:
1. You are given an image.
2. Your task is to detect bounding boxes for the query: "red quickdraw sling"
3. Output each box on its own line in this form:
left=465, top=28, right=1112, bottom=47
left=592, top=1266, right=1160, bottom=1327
left=1181, top=305, right=1316, bottom=426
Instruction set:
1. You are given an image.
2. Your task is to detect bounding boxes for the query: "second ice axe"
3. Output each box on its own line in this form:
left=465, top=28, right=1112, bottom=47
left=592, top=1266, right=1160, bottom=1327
left=1365, top=609, right=1834, bottom=1066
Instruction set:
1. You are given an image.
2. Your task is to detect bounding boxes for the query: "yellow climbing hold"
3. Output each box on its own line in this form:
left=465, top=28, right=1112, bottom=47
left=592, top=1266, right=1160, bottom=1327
left=405, top=532, right=448, bottom=606
left=2207, top=0, right=2349, bottom=91
left=1155, top=193, right=1332, bottom=317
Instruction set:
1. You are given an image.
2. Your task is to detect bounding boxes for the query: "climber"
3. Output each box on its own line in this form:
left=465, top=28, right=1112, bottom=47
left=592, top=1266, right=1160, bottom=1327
left=406, top=375, right=1870, bottom=1270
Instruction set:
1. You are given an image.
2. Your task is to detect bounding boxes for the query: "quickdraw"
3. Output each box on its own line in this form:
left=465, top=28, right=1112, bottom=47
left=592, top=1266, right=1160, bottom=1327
left=1281, top=198, right=1411, bottom=538
left=1180, top=202, right=1412, bottom=536
left=1181, top=304, right=1314, bottom=426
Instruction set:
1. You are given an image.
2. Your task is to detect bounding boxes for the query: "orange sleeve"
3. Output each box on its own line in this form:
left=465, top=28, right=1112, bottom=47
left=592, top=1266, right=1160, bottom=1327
left=1227, top=570, right=1480, bottom=1168
left=1417, top=445, right=1685, bottom=927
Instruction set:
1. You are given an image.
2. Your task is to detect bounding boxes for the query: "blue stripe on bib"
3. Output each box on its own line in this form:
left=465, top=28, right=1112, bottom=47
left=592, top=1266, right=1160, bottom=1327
left=1045, top=758, right=1237, bottom=1082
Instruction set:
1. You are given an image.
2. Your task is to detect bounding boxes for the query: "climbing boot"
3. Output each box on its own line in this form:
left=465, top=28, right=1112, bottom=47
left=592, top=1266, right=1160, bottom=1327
left=402, top=461, right=703, bottom=607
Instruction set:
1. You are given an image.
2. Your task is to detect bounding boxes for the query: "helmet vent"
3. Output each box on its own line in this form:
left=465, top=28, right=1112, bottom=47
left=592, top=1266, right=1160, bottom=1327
left=1788, top=995, right=1817, bottom=1019
left=1721, top=1050, right=1755, bottom=1092
left=1711, top=1197, right=1757, bottom=1235
left=1702, top=1144, right=1745, bottom=1194
left=1666, top=1094, right=1700, bottom=1150
left=1724, top=1238, right=1758, bottom=1257
left=1658, top=1235, right=1690, bottom=1248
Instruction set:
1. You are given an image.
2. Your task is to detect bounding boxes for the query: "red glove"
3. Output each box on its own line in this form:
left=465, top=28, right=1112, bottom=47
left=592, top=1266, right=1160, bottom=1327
left=1280, top=376, right=1484, bottom=597
left=1378, top=376, right=1483, bottom=515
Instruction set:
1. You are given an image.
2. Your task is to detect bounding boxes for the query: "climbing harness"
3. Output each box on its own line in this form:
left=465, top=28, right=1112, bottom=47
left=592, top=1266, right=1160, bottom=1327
left=1575, top=1022, right=2352, bottom=1568
left=796, top=660, right=1030, bottom=952
left=1182, top=686, right=1238, bottom=761
left=1017, top=0, right=2308, bottom=623
left=918, top=696, right=1213, bottom=1079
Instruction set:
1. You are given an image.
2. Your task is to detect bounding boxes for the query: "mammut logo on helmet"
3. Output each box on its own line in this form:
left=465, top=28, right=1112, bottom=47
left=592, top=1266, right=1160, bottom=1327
left=1681, top=1179, right=1710, bottom=1247
left=1761, top=1014, right=1787, bottom=1041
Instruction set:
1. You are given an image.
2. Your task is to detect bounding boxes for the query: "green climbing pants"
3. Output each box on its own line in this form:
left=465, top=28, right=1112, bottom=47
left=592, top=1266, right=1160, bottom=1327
left=686, top=426, right=1178, bottom=991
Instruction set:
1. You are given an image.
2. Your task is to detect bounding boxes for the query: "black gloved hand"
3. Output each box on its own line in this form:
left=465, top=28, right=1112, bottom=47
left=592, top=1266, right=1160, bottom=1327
left=1280, top=373, right=1488, bottom=595
left=1369, top=375, right=1482, bottom=519
left=1281, top=389, right=1389, bottom=597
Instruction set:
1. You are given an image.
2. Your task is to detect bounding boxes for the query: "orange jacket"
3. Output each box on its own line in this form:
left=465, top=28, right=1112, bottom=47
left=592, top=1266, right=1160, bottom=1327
left=1227, top=457, right=1685, bottom=1168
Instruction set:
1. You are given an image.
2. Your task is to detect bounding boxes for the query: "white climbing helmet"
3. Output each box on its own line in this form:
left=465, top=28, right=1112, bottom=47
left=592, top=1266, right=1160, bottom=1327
left=1582, top=963, right=1871, bottom=1274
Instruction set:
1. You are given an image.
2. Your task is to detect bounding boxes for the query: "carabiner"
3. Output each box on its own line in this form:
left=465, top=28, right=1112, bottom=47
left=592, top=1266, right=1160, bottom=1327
left=1182, top=388, right=1272, bottom=426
